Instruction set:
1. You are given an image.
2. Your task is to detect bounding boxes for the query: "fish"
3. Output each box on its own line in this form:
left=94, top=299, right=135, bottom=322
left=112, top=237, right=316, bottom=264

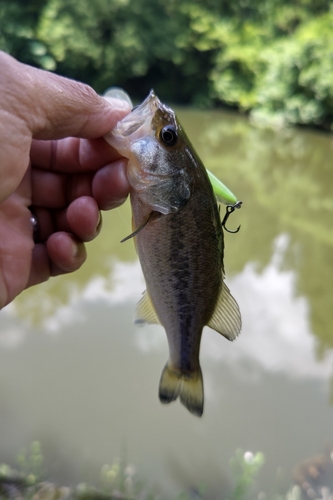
left=105, top=90, right=241, bottom=417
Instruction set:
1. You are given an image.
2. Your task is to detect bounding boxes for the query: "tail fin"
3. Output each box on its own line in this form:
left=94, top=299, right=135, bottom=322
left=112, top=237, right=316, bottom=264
left=158, top=363, right=204, bottom=417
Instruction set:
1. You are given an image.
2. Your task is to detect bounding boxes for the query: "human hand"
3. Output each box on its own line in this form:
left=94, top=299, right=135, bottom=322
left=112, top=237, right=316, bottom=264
left=0, top=51, right=131, bottom=309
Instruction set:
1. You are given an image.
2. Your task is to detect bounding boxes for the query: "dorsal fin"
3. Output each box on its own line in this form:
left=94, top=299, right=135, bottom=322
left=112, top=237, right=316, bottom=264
left=134, top=290, right=160, bottom=325
left=207, top=282, right=241, bottom=340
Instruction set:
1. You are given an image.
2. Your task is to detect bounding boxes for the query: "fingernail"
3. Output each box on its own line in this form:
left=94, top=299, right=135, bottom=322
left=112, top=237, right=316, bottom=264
left=96, top=211, right=102, bottom=234
left=72, top=240, right=79, bottom=258
left=103, top=96, right=131, bottom=111
left=72, top=240, right=85, bottom=259
left=105, top=196, right=128, bottom=210
left=115, top=196, right=128, bottom=207
left=103, top=88, right=133, bottom=108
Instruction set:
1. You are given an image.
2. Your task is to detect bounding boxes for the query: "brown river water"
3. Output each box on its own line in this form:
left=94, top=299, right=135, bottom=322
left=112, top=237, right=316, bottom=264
left=1, top=108, right=333, bottom=498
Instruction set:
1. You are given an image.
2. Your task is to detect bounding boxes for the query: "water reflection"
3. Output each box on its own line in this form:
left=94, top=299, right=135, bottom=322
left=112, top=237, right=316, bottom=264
left=1, top=108, right=333, bottom=497
left=189, top=110, right=333, bottom=356
left=6, top=232, right=331, bottom=383
left=204, top=233, right=333, bottom=382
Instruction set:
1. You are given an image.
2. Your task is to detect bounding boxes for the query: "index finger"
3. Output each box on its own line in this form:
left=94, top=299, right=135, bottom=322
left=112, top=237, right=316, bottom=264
left=30, top=137, right=124, bottom=173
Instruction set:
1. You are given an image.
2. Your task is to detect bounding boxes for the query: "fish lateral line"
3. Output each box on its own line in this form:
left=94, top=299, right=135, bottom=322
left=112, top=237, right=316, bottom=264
left=120, top=211, right=161, bottom=243
left=221, top=200, right=242, bottom=234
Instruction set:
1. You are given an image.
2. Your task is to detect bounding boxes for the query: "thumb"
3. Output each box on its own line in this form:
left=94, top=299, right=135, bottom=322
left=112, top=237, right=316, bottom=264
left=1, top=51, right=130, bottom=141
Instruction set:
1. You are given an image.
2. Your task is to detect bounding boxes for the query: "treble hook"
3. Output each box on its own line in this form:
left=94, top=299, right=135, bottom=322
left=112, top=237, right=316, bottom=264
left=221, top=201, right=242, bottom=234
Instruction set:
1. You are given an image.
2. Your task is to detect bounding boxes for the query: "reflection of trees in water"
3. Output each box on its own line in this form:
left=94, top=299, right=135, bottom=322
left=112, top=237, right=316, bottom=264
left=180, top=109, right=333, bottom=353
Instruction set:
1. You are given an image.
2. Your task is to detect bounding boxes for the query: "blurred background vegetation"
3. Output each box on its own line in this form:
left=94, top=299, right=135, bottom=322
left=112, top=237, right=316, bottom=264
left=1, top=0, right=333, bottom=128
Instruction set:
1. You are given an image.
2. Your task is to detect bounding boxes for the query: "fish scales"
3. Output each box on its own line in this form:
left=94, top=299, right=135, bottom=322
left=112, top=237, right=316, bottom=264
left=132, top=178, right=223, bottom=372
left=105, top=90, right=241, bottom=417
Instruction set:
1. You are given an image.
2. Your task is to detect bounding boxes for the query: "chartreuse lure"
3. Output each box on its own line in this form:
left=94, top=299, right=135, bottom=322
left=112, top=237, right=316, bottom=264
left=206, top=170, right=236, bottom=205
left=207, top=170, right=242, bottom=233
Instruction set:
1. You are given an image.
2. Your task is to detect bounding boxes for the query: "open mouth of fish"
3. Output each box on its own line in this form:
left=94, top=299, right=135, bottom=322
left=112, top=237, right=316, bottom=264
left=104, top=90, right=161, bottom=157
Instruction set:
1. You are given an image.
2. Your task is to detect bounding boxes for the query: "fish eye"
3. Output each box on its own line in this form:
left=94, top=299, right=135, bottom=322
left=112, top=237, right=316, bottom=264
left=160, top=125, right=178, bottom=146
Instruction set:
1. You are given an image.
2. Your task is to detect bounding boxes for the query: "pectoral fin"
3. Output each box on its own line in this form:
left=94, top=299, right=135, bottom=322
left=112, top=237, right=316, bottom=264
left=121, top=211, right=162, bottom=243
left=207, top=282, right=241, bottom=340
left=134, top=290, right=160, bottom=325
left=121, top=213, right=154, bottom=243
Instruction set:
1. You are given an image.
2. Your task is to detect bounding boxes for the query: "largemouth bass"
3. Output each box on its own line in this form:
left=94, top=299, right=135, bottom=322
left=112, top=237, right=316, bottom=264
left=105, top=91, right=241, bottom=417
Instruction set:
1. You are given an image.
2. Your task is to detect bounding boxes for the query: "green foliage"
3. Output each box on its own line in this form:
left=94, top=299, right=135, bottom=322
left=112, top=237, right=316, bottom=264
left=209, top=3, right=333, bottom=127
left=227, top=449, right=265, bottom=500
left=0, top=444, right=327, bottom=500
left=16, top=441, right=45, bottom=483
left=0, top=0, right=56, bottom=69
left=100, top=457, right=152, bottom=498
left=1, top=0, right=333, bottom=126
left=35, top=0, right=217, bottom=103
left=252, top=10, right=333, bottom=127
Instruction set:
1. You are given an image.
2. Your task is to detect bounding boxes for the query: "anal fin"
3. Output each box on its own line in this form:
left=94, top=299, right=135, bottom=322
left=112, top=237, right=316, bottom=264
left=207, top=282, right=241, bottom=341
left=135, top=290, right=160, bottom=325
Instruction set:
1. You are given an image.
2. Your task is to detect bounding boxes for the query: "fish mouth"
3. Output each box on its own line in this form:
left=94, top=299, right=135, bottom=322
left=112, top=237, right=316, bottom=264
left=104, top=90, right=159, bottom=156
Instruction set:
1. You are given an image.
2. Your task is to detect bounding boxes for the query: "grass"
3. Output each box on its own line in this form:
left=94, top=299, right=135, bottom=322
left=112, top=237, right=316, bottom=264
left=0, top=442, right=331, bottom=500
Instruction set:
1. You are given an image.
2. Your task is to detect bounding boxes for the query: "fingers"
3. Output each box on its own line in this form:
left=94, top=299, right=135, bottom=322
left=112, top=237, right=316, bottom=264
left=26, top=244, right=50, bottom=288
left=26, top=197, right=99, bottom=289
left=30, top=137, right=124, bottom=173
left=31, top=169, right=93, bottom=208
left=92, top=159, right=130, bottom=209
left=26, top=162, right=129, bottom=288
left=31, top=196, right=102, bottom=242
left=66, top=197, right=102, bottom=242
left=26, top=234, right=87, bottom=288
left=31, top=158, right=129, bottom=209
left=31, top=170, right=69, bottom=208
left=47, top=233, right=87, bottom=275
left=27, top=156, right=129, bottom=288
